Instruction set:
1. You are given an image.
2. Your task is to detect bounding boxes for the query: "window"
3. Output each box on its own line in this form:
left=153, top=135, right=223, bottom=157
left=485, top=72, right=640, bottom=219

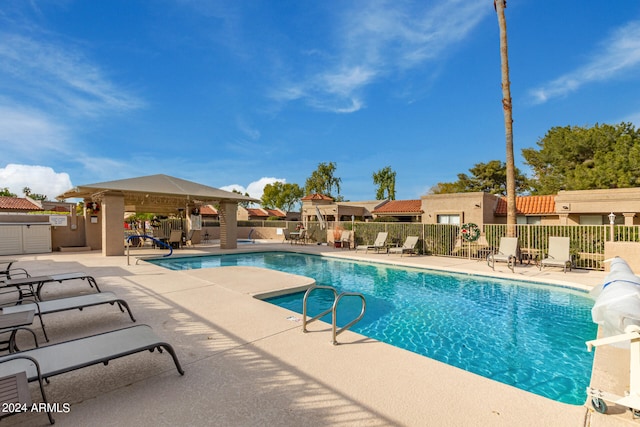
left=579, top=215, right=603, bottom=225
left=517, top=216, right=541, bottom=225
left=437, top=214, right=460, bottom=225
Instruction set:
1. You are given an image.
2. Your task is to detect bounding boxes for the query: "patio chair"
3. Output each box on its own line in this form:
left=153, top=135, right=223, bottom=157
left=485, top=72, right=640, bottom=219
left=282, top=229, right=292, bottom=244
left=540, top=236, right=572, bottom=273
left=340, top=230, right=352, bottom=249
left=2, top=291, right=136, bottom=343
left=292, top=229, right=306, bottom=245
left=168, top=230, right=183, bottom=249
left=1, top=272, right=101, bottom=301
left=0, top=323, right=184, bottom=384
left=356, top=232, right=388, bottom=253
left=185, top=229, right=201, bottom=247
left=388, top=236, right=419, bottom=257
left=487, top=237, right=520, bottom=273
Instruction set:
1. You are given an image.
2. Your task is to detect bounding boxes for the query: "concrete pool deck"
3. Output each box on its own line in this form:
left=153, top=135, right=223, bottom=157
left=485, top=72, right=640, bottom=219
left=0, top=241, right=636, bottom=426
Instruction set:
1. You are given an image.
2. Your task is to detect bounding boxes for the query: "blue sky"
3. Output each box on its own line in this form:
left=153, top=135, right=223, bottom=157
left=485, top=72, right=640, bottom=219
left=2, top=1, right=640, bottom=205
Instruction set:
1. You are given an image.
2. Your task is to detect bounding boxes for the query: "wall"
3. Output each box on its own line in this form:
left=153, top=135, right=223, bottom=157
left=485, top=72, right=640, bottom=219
left=51, top=218, right=86, bottom=249
left=85, top=212, right=102, bottom=250
left=604, top=242, right=640, bottom=272
left=0, top=214, right=86, bottom=250
left=556, top=188, right=640, bottom=225
left=421, top=192, right=498, bottom=226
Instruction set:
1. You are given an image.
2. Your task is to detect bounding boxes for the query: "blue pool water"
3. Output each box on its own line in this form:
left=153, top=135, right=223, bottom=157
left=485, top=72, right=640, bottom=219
left=148, top=252, right=597, bottom=404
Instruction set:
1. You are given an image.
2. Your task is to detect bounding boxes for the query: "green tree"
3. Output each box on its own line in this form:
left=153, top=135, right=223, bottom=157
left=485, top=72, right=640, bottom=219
left=23, top=187, right=47, bottom=201
left=428, top=160, right=529, bottom=195
left=522, top=122, right=640, bottom=194
left=373, top=166, right=396, bottom=200
left=304, top=162, right=343, bottom=201
left=0, top=187, right=17, bottom=197
left=231, top=189, right=252, bottom=208
left=261, top=182, right=303, bottom=212
left=495, top=0, right=517, bottom=236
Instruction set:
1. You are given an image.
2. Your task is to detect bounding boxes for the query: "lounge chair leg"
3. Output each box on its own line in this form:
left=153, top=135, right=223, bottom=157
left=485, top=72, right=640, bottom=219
left=88, top=277, right=101, bottom=292
left=117, top=301, right=136, bottom=322
left=159, top=343, right=185, bottom=375
left=36, top=313, right=49, bottom=342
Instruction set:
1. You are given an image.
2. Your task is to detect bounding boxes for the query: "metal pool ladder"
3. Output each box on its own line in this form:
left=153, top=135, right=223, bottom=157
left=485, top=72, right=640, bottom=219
left=301, top=285, right=366, bottom=345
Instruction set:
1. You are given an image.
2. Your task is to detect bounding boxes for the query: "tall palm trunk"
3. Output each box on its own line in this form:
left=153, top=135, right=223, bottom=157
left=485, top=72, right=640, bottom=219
left=495, top=0, right=517, bottom=237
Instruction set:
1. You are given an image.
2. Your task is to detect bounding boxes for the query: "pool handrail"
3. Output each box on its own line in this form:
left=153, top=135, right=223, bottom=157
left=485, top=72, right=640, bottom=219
left=331, top=292, right=366, bottom=345
left=302, top=285, right=338, bottom=332
left=126, top=235, right=173, bottom=266
left=301, top=284, right=367, bottom=345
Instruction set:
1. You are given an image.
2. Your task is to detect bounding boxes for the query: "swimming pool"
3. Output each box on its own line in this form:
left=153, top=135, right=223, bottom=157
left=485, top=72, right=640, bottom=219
left=148, top=251, right=597, bottom=405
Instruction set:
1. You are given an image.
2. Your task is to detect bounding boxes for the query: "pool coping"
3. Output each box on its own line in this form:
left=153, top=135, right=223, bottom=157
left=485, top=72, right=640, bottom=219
left=2, top=243, right=635, bottom=426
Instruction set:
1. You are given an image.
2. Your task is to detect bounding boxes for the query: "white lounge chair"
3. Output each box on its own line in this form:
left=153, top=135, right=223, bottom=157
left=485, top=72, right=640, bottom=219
left=540, top=236, right=572, bottom=273
left=487, top=237, right=520, bottom=272
left=388, top=236, right=419, bottom=257
left=356, top=232, right=388, bottom=253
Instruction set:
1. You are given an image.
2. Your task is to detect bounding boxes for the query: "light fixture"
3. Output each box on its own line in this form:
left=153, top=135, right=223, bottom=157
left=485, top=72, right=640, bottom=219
left=562, top=205, right=569, bottom=210
left=608, top=212, right=616, bottom=225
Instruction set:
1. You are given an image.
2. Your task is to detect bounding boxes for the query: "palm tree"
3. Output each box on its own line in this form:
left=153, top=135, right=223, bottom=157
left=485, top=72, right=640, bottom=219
left=373, top=166, right=397, bottom=200
left=495, top=0, right=516, bottom=236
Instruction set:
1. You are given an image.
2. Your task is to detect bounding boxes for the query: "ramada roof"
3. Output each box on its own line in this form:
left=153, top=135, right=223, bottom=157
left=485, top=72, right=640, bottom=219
left=0, top=196, right=41, bottom=211
left=495, top=195, right=555, bottom=215
left=373, top=199, right=423, bottom=214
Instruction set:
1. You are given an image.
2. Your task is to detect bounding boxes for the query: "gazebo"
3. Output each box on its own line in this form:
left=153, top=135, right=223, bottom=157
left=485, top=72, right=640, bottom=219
left=58, top=174, right=258, bottom=255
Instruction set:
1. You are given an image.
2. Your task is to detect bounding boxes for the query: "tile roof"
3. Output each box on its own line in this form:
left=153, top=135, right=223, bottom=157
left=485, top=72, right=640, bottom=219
left=0, top=196, right=41, bottom=211
left=301, top=194, right=334, bottom=201
left=495, top=195, right=555, bottom=215
left=373, top=200, right=423, bottom=214
left=200, top=205, right=218, bottom=215
left=265, top=209, right=286, bottom=217
left=246, top=208, right=268, bottom=217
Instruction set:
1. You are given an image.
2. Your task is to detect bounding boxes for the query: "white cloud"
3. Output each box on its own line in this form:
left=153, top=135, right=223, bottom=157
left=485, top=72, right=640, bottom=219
left=0, top=164, right=73, bottom=200
left=271, top=0, right=488, bottom=113
left=221, top=177, right=286, bottom=201
left=0, top=104, right=69, bottom=156
left=530, top=20, right=640, bottom=104
left=0, top=33, right=143, bottom=116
